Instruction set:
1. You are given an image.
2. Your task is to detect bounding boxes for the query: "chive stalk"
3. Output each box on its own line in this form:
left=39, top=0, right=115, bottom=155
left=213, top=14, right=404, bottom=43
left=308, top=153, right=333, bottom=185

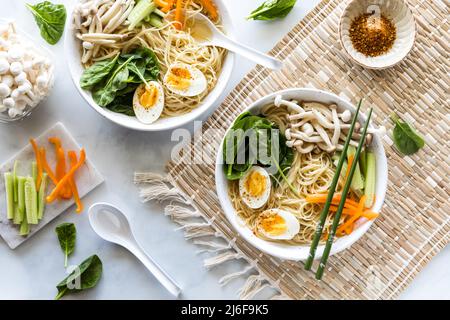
left=304, top=100, right=363, bottom=270
left=315, top=108, right=373, bottom=280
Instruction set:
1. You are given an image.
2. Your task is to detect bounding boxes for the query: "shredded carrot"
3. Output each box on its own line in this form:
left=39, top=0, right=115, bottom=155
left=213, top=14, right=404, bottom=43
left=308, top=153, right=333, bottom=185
left=162, top=0, right=175, bottom=12
left=48, top=137, right=61, bottom=150
left=154, top=0, right=168, bottom=7
left=174, top=0, right=184, bottom=30
left=195, top=0, right=218, bottom=21
left=29, top=139, right=43, bottom=189
left=306, top=193, right=359, bottom=208
left=46, top=149, right=86, bottom=203
left=337, top=195, right=366, bottom=236
left=57, top=148, right=73, bottom=199
left=40, top=148, right=58, bottom=185
left=68, top=151, right=83, bottom=213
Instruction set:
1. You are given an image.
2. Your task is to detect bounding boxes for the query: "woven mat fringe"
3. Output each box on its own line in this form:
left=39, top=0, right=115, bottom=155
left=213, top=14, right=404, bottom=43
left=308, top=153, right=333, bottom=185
left=134, top=172, right=286, bottom=300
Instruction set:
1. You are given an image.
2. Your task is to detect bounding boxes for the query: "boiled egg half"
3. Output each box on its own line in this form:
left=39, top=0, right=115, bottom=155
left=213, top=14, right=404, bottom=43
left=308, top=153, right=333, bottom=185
left=257, top=209, right=300, bottom=240
left=239, top=166, right=271, bottom=209
left=133, top=81, right=164, bottom=124
left=163, top=63, right=206, bottom=97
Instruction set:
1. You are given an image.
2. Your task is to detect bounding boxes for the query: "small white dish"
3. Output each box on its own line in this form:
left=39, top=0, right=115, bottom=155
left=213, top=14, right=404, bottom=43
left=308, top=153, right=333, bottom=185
left=339, top=0, right=416, bottom=69
left=64, top=0, right=235, bottom=132
left=215, top=88, right=388, bottom=261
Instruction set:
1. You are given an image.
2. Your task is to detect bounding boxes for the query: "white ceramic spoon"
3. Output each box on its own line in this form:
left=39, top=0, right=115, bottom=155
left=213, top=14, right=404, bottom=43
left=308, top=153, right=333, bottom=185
left=88, top=202, right=181, bottom=297
left=185, top=13, right=283, bottom=70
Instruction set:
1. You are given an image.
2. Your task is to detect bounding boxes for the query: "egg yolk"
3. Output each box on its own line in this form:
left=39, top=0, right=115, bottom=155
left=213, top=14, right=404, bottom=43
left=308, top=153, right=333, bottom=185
left=244, top=171, right=266, bottom=197
left=167, top=67, right=191, bottom=90
left=139, top=85, right=158, bottom=109
left=260, top=214, right=287, bottom=236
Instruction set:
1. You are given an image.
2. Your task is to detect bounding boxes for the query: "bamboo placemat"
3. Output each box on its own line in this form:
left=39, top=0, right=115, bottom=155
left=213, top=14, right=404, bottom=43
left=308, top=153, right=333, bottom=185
left=150, top=0, right=449, bottom=299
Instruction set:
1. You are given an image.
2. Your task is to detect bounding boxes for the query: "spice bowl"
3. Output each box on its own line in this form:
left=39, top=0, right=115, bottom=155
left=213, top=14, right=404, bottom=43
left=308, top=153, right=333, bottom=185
left=339, top=0, right=416, bottom=69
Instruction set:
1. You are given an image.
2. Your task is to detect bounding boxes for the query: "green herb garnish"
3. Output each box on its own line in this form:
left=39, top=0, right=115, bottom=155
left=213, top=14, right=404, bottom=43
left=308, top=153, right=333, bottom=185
left=391, top=112, right=425, bottom=155
left=55, top=222, right=76, bottom=268
left=247, top=0, right=297, bottom=21
left=26, top=1, right=66, bottom=45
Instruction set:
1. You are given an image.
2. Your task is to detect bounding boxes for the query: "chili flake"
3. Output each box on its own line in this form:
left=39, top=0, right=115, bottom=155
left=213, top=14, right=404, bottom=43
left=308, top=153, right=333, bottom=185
left=349, top=13, right=396, bottom=57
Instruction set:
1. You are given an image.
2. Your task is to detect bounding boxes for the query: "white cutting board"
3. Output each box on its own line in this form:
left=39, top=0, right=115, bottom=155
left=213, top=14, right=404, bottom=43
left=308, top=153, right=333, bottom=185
left=0, top=122, right=104, bottom=249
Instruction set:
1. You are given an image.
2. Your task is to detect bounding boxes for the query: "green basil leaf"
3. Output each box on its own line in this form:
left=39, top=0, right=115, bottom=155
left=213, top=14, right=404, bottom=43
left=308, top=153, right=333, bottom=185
left=391, top=113, right=425, bottom=155
left=55, top=223, right=76, bottom=268
left=80, top=56, right=119, bottom=90
left=26, top=1, right=66, bottom=45
left=247, top=0, right=297, bottom=21
left=55, top=255, right=103, bottom=300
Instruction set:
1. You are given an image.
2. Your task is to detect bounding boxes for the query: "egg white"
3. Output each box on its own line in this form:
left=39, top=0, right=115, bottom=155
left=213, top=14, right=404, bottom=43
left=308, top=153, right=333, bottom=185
left=257, top=209, right=300, bottom=240
left=133, top=81, right=164, bottom=124
left=163, top=63, right=207, bottom=97
left=239, top=166, right=271, bottom=209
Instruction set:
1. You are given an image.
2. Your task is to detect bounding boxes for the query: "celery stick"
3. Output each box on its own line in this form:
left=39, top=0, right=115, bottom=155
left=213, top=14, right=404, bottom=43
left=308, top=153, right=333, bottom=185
left=360, top=150, right=367, bottom=177
left=147, top=13, right=163, bottom=28
left=153, top=8, right=166, bottom=18
left=347, top=146, right=365, bottom=191
left=38, top=173, right=48, bottom=220
left=13, top=205, right=21, bottom=225
left=364, top=152, right=376, bottom=208
left=128, top=0, right=156, bottom=30
left=13, top=161, right=19, bottom=202
left=19, top=218, right=29, bottom=236
left=17, top=176, right=26, bottom=217
left=25, top=177, right=38, bottom=225
left=4, top=172, right=14, bottom=220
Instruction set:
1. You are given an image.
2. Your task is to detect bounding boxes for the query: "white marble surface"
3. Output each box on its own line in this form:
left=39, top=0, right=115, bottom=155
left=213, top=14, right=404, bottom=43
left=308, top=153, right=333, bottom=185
left=0, top=0, right=448, bottom=300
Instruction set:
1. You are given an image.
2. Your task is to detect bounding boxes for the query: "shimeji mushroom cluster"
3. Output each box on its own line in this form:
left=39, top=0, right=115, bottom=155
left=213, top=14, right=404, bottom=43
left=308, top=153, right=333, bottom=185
left=274, top=95, right=386, bottom=153
left=0, top=23, right=54, bottom=118
left=73, top=0, right=135, bottom=64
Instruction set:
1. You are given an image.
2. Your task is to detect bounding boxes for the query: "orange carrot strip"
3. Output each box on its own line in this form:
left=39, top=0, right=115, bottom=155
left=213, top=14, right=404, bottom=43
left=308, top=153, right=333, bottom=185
left=154, top=0, right=168, bottom=7
left=195, top=0, right=218, bottom=21
left=174, top=0, right=184, bottom=30
left=57, top=148, right=73, bottom=199
left=29, top=139, right=43, bottom=189
left=162, top=0, right=175, bottom=12
left=40, top=148, right=58, bottom=185
left=344, top=155, right=354, bottom=184
left=48, top=137, right=62, bottom=150
left=68, top=151, right=83, bottom=213
left=46, top=149, right=86, bottom=203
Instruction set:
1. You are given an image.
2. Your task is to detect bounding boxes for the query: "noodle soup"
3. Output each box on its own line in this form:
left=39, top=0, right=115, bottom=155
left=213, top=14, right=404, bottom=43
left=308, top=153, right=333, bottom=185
left=72, top=0, right=226, bottom=125
left=217, top=89, right=388, bottom=259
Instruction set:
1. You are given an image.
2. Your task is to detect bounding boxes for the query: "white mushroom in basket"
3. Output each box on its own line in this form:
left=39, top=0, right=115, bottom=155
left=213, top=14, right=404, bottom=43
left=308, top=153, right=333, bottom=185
left=274, top=95, right=385, bottom=153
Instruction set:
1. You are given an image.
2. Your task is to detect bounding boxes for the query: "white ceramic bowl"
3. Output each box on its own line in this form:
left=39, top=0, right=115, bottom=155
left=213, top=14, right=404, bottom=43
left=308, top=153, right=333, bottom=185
left=215, top=88, right=388, bottom=261
left=339, top=0, right=416, bottom=69
left=65, top=1, right=235, bottom=131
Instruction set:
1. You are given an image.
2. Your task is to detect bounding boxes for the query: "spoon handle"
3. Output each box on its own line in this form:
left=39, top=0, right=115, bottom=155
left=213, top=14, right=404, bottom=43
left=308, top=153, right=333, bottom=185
left=128, top=243, right=181, bottom=297
left=215, top=37, right=283, bottom=70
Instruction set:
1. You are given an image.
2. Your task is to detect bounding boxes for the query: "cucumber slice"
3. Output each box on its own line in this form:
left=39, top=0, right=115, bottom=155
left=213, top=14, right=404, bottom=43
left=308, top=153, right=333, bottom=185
left=19, top=218, right=30, bottom=236
left=16, top=176, right=26, bottom=224
left=4, top=172, right=14, bottom=220
left=364, top=152, right=376, bottom=208
left=32, top=161, right=37, bottom=185
left=128, top=0, right=156, bottom=30
left=146, top=13, right=163, bottom=28
left=25, top=177, right=38, bottom=225
left=38, top=173, right=48, bottom=220
left=13, top=161, right=19, bottom=202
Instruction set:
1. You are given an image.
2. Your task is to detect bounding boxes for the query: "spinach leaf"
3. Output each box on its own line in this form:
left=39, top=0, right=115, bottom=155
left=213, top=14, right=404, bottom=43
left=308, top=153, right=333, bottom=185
left=391, top=113, right=425, bottom=155
left=55, top=255, right=103, bottom=300
left=92, top=58, right=131, bottom=107
left=105, top=92, right=136, bottom=116
left=26, top=1, right=66, bottom=45
left=122, top=47, right=160, bottom=83
left=247, top=0, right=297, bottom=21
left=55, top=223, right=76, bottom=268
left=223, top=112, right=295, bottom=192
left=80, top=55, right=119, bottom=90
